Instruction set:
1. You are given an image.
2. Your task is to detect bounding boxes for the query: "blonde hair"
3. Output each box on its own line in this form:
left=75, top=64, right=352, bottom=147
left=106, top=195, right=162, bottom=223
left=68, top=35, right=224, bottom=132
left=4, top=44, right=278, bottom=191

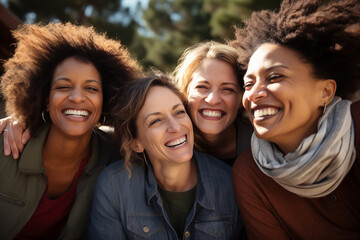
left=173, top=41, right=243, bottom=97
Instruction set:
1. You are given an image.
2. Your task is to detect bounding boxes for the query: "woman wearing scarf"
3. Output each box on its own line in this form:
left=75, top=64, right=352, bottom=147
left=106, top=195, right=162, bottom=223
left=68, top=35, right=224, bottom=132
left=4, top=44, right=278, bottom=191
left=230, top=0, right=360, bottom=239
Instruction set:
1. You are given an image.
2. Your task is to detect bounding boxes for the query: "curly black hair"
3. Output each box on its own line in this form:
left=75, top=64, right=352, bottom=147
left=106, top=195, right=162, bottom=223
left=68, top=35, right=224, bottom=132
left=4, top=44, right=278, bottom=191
left=230, top=0, right=360, bottom=99
left=1, top=22, right=142, bottom=136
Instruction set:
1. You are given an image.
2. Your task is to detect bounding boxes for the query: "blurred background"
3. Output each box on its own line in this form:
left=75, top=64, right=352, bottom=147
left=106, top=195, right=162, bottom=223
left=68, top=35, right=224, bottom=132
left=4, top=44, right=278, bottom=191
left=0, top=0, right=282, bottom=117
left=0, top=0, right=282, bottom=72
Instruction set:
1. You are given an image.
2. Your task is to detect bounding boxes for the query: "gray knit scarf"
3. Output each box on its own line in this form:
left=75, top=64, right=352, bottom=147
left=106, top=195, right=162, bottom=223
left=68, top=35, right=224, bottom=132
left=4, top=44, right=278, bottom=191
left=251, top=97, right=356, bottom=198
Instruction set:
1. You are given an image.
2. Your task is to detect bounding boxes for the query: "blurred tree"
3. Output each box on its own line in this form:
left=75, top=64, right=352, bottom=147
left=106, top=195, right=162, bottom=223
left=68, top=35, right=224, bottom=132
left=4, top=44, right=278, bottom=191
left=4, top=0, right=282, bottom=72
left=140, top=0, right=281, bottom=72
left=6, top=0, right=136, bottom=46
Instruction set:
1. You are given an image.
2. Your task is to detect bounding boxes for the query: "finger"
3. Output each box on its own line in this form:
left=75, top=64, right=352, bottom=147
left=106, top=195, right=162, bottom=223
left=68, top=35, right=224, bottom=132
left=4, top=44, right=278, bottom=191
left=12, top=122, right=26, bottom=153
left=0, top=117, right=11, bottom=133
left=7, top=124, right=19, bottom=159
left=3, top=127, right=11, bottom=156
left=22, top=128, right=31, bottom=145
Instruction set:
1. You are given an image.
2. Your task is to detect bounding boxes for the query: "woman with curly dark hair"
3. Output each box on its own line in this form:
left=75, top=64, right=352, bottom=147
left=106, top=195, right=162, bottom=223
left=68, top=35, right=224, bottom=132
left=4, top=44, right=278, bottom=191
left=230, top=0, right=360, bottom=239
left=0, top=22, right=140, bottom=239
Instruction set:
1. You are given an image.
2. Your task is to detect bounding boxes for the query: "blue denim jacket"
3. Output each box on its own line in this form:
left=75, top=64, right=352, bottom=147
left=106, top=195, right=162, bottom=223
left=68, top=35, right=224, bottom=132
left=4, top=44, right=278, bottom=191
left=88, top=151, right=246, bottom=240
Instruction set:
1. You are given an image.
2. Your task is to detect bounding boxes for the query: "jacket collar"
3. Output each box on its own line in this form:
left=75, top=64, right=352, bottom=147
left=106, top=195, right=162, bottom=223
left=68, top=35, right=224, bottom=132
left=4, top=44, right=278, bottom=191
left=145, top=150, right=215, bottom=210
left=18, top=125, right=107, bottom=175
left=18, top=124, right=49, bottom=174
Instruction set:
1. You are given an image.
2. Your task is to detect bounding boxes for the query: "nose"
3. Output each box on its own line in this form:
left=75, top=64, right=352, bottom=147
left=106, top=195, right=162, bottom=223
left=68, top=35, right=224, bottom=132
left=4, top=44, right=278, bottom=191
left=205, top=90, right=221, bottom=105
left=246, top=83, right=267, bottom=102
left=68, top=87, right=85, bottom=103
left=167, top=117, right=181, bottom=133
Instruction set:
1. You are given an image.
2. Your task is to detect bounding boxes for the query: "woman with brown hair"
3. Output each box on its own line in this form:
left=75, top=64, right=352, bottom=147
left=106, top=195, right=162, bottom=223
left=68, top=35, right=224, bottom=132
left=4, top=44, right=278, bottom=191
left=88, top=75, right=245, bottom=239
left=0, top=22, right=140, bottom=239
left=173, top=41, right=253, bottom=165
left=230, top=0, right=360, bottom=239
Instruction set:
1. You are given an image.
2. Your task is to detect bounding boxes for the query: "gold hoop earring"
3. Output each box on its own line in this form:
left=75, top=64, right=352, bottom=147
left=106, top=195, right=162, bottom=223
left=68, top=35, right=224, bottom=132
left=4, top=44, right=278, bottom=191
left=42, top=110, right=47, bottom=123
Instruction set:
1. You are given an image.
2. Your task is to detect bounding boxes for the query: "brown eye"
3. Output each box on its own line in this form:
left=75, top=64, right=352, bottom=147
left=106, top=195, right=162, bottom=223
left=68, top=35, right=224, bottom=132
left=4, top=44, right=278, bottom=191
left=243, top=82, right=254, bottom=90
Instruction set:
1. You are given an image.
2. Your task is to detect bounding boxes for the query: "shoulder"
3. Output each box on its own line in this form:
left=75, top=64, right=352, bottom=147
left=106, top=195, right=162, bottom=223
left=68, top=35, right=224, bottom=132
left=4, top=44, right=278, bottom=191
left=98, top=159, right=146, bottom=187
left=233, top=149, right=255, bottom=173
left=194, top=151, right=233, bottom=189
left=232, top=149, right=264, bottom=186
left=195, top=150, right=231, bottom=173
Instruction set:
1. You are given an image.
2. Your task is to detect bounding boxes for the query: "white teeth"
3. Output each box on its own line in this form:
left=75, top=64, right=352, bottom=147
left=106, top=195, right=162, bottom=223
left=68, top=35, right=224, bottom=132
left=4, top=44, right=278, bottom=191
left=64, top=109, right=89, bottom=117
left=254, top=108, right=278, bottom=118
left=202, top=110, right=222, bottom=117
left=166, top=136, right=187, bottom=148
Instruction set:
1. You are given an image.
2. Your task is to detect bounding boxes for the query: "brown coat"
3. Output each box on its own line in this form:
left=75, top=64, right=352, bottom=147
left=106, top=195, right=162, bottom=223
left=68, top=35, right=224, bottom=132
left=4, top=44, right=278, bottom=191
left=232, top=101, right=360, bottom=240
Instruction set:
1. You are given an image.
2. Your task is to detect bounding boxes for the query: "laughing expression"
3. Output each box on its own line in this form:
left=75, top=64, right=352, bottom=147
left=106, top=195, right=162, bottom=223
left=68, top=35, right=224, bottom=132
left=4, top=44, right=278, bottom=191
left=187, top=58, right=242, bottom=136
left=134, top=86, right=194, bottom=166
left=243, top=43, right=326, bottom=153
left=48, top=56, right=103, bottom=138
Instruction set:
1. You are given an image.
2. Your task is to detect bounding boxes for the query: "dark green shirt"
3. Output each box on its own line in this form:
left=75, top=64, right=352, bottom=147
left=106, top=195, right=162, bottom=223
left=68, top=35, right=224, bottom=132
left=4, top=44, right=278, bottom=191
left=158, top=185, right=197, bottom=239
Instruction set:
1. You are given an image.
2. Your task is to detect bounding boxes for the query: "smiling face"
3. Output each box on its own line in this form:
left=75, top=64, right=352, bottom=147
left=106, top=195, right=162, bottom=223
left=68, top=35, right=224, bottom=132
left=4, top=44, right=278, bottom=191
left=134, top=86, right=194, bottom=166
left=243, top=43, right=328, bottom=153
left=48, top=56, right=103, bottom=138
left=187, top=58, right=242, bottom=136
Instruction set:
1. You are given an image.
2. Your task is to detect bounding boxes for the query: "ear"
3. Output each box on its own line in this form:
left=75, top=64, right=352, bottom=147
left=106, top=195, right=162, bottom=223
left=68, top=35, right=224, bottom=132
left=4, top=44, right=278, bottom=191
left=130, top=139, right=144, bottom=153
left=320, top=79, right=337, bottom=106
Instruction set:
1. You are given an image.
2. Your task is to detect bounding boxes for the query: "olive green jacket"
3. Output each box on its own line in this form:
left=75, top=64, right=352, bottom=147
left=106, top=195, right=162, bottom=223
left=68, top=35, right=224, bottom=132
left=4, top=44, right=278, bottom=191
left=0, top=124, right=119, bottom=240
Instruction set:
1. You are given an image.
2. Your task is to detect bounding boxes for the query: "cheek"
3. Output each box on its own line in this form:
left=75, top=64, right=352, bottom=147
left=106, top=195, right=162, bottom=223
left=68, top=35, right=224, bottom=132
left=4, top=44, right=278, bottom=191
left=187, top=100, right=198, bottom=118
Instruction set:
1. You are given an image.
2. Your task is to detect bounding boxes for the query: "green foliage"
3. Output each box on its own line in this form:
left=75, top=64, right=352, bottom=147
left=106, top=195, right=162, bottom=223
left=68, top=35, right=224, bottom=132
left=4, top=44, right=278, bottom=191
left=6, top=0, right=136, bottom=46
left=139, top=0, right=281, bottom=72
left=5, top=0, right=282, bottom=72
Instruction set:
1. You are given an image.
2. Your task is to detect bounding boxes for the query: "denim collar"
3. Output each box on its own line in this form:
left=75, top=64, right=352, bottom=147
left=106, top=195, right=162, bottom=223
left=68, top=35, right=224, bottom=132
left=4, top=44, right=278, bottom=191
left=18, top=124, right=102, bottom=175
left=145, top=150, right=215, bottom=210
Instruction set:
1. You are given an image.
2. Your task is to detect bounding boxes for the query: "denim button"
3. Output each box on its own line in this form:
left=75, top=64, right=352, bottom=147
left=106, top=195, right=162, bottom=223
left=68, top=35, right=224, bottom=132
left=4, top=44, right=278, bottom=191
left=329, top=194, right=337, bottom=202
left=184, top=230, right=190, bottom=237
left=143, top=226, right=149, bottom=233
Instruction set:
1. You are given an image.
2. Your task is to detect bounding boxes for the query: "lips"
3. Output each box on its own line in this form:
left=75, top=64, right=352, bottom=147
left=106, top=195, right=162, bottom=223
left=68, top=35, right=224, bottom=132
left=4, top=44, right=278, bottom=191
left=253, top=107, right=278, bottom=118
left=165, top=135, right=187, bottom=148
left=64, top=109, right=90, bottom=117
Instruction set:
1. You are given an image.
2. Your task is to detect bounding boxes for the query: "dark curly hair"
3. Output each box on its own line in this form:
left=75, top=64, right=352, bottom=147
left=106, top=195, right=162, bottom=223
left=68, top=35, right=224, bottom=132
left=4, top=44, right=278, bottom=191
left=230, top=0, right=360, bottom=99
left=1, top=22, right=142, bottom=136
left=112, top=74, right=187, bottom=175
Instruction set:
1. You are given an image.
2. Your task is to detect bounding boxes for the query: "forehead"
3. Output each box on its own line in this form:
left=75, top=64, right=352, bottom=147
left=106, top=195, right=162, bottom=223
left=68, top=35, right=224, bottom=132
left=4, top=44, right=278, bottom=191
left=52, top=56, right=101, bottom=82
left=192, top=58, right=238, bottom=84
left=247, top=43, right=301, bottom=71
left=140, top=86, right=183, bottom=114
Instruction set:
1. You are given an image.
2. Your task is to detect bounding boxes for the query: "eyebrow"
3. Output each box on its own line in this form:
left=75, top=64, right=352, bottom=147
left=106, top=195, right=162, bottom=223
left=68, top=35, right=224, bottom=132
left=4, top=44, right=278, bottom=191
left=144, top=103, right=183, bottom=122
left=244, top=64, right=290, bottom=79
left=53, top=78, right=101, bottom=85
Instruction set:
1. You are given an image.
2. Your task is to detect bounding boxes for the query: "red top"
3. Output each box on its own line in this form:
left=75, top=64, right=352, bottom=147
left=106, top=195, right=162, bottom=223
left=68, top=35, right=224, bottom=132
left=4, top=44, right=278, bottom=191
left=232, top=101, right=360, bottom=240
left=15, top=153, right=90, bottom=240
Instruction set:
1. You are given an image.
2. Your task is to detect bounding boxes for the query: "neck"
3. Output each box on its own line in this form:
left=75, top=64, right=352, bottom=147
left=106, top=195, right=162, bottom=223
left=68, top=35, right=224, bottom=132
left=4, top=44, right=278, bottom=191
left=42, top=125, right=92, bottom=167
left=273, top=110, right=322, bottom=155
left=152, top=160, right=197, bottom=192
left=200, top=123, right=237, bottom=159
